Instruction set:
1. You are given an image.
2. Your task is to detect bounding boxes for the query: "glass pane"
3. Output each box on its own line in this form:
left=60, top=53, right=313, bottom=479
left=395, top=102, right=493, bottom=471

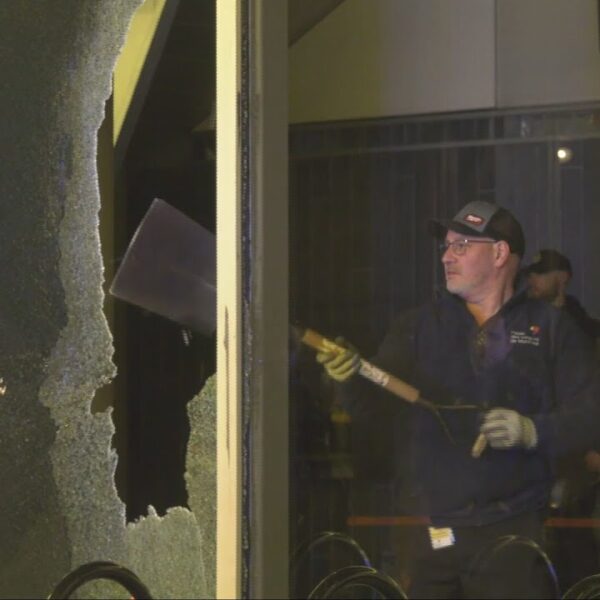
left=0, top=1, right=217, bottom=597
left=288, top=4, right=600, bottom=597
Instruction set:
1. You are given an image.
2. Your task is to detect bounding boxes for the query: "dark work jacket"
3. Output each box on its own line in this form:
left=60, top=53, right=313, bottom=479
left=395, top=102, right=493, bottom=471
left=564, top=295, right=600, bottom=348
left=343, top=288, right=600, bottom=527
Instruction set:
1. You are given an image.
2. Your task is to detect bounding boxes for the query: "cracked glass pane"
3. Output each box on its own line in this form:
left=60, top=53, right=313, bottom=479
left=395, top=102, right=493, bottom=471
left=0, top=1, right=217, bottom=598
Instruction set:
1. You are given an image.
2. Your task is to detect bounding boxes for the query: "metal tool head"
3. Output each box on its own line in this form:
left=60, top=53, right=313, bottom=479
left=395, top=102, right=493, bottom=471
left=110, top=198, right=216, bottom=335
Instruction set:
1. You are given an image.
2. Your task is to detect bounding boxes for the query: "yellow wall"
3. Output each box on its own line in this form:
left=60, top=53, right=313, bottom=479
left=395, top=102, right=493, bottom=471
left=289, top=0, right=600, bottom=124
left=289, top=0, right=496, bottom=123
left=496, top=0, right=600, bottom=107
left=113, top=0, right=167, bottom=144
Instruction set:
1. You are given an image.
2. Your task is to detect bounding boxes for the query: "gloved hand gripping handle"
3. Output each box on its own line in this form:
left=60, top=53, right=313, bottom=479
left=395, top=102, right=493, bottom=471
left=298, top=327, right=487, bottom=458
left=301, top=328, right=420, bottom=401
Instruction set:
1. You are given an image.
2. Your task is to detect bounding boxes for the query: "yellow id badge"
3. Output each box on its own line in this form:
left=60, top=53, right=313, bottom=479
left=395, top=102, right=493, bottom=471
left=428, top=527, right=455, bottom=550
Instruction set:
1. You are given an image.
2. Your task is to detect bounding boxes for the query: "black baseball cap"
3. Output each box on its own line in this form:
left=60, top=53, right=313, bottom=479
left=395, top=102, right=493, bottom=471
left=429, top=200, right=525, bottom=257
left=525, top=249, right=572, bottom=275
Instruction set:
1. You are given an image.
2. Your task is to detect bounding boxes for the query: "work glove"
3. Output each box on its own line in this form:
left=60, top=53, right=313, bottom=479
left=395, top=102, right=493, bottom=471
left=480, top=408, right=538, bottom=450
left=316, top=337, right=361, bottom=382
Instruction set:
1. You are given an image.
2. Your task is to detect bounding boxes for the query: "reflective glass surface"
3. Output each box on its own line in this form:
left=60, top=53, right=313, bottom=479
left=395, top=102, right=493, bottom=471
left=289, top=109, right=600, bottom=599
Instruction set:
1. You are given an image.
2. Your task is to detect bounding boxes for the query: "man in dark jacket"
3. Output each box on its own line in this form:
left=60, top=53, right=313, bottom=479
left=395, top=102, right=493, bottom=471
left=316, top=201, right=600, bottom=599
left=525, top=248, right=600, bottom=590
left=525, top=248, right=600, bottom=349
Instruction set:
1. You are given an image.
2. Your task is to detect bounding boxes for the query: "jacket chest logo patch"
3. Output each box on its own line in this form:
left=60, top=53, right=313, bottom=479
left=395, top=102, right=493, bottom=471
left=510, top=330, right=540, bottom=347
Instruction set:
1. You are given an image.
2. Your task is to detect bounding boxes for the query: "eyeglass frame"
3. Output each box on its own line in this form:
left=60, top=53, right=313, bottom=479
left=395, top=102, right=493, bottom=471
left=439, top=238, right=499, bottom=257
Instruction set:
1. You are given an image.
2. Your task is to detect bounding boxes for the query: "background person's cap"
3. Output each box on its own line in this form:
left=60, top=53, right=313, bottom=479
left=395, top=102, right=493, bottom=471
left=525, top=249, right=572, bottom=275
left=429, top=200, right=525, bottom=257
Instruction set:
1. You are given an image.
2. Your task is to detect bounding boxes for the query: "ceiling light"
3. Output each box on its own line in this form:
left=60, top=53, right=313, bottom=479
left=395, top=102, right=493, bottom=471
left=556, top=147, right=573, bottom=163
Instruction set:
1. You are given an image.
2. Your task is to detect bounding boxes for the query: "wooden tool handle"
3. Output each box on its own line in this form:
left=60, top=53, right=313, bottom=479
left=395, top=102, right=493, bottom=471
left=471, top=433, right=487, bottom=458
left=300, top=326, right=487, bottom=458
left=300, top=328, right=420, bottom=403
left=359, top=360, right=420, bottom=404
left=300, top=328, right=346, bottom=354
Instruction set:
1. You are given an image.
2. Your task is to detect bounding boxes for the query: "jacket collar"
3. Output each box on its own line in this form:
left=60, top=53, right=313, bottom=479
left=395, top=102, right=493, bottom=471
left=436, top=281, right=529, bottom=316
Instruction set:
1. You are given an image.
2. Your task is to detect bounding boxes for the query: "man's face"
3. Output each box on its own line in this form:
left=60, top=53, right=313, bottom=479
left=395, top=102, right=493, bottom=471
left=441, top=230, right=497, bottom=300
left=527, top=271, right=562, bottom=303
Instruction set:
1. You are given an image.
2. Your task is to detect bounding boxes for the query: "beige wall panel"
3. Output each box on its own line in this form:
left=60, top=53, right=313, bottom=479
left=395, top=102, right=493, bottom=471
left=496, top=0, right=600, bottom=108
left=289, top=0, right=496, bottom=123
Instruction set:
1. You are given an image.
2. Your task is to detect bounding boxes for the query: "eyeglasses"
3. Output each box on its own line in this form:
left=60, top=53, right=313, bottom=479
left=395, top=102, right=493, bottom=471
left=439, top=239, right=497, bottom=256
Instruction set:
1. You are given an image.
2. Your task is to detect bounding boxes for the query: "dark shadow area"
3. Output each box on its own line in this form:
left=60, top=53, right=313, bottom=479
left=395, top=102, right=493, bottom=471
left=109, top=0, right=217, bottom=521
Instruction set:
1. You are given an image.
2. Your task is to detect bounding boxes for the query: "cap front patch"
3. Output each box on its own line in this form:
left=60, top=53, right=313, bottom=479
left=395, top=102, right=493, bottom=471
left=464, top=213, right=485, bottom=226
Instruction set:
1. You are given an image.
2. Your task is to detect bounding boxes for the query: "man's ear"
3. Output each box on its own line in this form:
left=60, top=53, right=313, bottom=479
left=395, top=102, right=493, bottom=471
left=495, top=240, right=511, bottom=265
left=556, top=270, right=570, bottom=287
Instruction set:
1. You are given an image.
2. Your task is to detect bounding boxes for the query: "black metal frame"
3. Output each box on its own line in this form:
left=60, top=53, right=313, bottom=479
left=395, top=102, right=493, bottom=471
left=47, top=561, right=152, bottom=599
left=563, top=573, right=600, bottom=599
left=308, top=564, right=408, bottom=599
left=467, top=534, right=561, bottom=599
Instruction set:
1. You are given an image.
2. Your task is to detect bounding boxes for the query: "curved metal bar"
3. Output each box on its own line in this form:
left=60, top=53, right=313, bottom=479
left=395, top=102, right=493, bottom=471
left=308, top=564, right=408, bottom=600
left=466, top=534, right=560, bottom=599
left=290, top=530, right=372, bottom=599
left=563, top=573, right=600, bottom=599
left=308, top=565, right=376, bottom=599
left=290, top=530, right=372, bottom=569
left=47, top=561, right=153, bottom=599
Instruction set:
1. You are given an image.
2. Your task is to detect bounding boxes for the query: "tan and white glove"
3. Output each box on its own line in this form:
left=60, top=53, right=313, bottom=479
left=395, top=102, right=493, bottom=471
left=316, top=337, right=361, bottom=382
left=480, top=408, right=538, bottom=450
